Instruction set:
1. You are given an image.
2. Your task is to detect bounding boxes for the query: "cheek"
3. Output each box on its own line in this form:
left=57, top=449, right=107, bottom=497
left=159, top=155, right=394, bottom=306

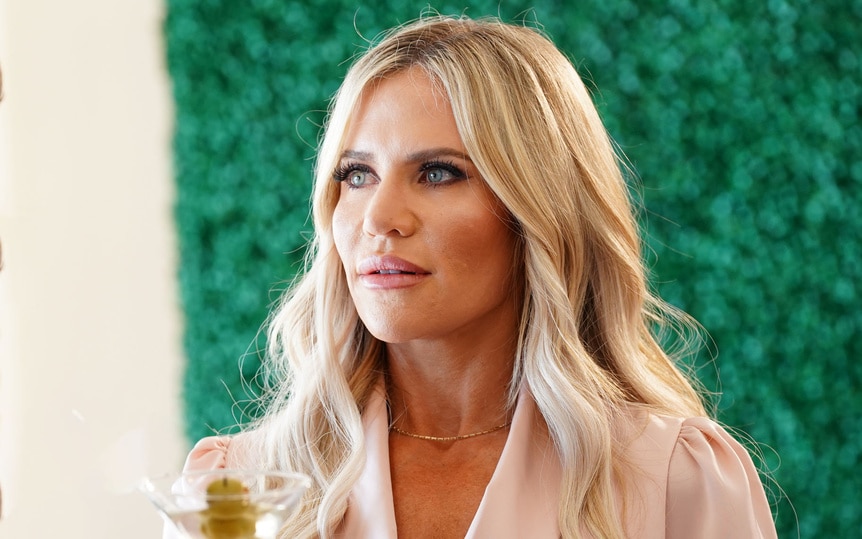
left=448, top=215, right=517, bottom=276
left=477, top=214, right=520, bottom=279
left=331, top=202, right=354, bottom=258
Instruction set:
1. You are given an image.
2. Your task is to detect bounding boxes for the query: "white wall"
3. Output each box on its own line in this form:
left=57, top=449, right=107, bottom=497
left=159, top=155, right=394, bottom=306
left=0, top=1, right=186, bottom=537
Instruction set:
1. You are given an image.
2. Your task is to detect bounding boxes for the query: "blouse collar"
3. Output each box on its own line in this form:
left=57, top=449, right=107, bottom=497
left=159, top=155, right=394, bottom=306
left=337, top=382, right=562, bottom=538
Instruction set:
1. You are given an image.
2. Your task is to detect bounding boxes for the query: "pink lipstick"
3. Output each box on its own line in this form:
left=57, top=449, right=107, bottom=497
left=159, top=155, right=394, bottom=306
left=357, top=255, right=430, bottom=289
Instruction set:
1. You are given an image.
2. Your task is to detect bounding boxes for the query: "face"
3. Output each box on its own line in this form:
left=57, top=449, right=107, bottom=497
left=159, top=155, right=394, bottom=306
left=331, top=67, right=521, bottom=346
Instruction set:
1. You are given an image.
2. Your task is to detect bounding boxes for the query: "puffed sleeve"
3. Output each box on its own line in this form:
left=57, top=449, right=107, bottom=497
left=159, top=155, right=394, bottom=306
left=665, top=418, right=776, bottom=538
left=182, top=436, right=232, bottom=472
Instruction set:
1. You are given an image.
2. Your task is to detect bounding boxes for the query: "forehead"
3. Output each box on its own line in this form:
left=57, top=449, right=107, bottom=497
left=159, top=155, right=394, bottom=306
left=357, top=66, right=447, bottom=111
left=341, top=67, right=465, bottom=157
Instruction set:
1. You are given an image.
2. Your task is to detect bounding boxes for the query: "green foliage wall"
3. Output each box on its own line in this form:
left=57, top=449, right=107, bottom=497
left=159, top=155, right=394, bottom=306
left=165, top=1, right=861, bottom=536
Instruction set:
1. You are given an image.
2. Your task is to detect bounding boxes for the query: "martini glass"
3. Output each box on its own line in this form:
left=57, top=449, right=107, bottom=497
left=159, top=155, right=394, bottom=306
left=140, top=469, right=311, bottom=539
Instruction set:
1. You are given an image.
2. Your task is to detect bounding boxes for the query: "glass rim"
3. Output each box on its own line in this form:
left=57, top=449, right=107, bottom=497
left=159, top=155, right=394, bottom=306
left=141, top=468, right=312, bottom=502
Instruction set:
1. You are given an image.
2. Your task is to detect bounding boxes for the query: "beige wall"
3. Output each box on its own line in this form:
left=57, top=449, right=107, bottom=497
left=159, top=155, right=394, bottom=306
left=0, top=1, right=186, bottom=537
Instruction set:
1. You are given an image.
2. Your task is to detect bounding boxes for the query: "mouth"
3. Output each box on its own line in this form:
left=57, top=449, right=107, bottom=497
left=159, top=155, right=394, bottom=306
left=357, top=256, right=429, bottom=289
left=358, top=255, right=429, bottom=276
left=373, top=269, right=417, bottom=275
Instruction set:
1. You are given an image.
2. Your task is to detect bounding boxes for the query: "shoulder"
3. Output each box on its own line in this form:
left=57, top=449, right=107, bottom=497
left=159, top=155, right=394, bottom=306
left=619, top=410, right=762, bottom=481
left=666, top=417, right=776, bottom=536
left=620, top=411, right=777, bottom=538
left=663, top=415, right=766, bottom=503
left=181, top=432, right=256, bottom=472
left=667, top=416, right=761, bottom=489
left=181, top=435, right=232, bottom=472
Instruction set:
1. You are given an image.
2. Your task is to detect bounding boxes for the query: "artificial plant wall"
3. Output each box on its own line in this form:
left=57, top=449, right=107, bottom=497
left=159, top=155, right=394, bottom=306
left=165, top=1, right=862, bottom=536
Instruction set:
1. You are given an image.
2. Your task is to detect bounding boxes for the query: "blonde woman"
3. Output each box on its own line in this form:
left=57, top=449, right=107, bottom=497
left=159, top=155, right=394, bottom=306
left=174, top=15, right=776, bottom=538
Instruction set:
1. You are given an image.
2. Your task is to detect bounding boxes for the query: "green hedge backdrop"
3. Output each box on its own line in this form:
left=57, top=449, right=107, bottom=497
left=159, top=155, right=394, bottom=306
left=165, top=1, right=861, bottom=536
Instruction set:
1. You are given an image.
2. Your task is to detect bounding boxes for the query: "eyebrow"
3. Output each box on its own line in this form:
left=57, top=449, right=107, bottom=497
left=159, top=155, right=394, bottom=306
left=338, top=147, right=473, bottom=164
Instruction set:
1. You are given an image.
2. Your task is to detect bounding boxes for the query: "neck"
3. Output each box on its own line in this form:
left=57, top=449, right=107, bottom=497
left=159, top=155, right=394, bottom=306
left=384, top=336, right=517, bottom=438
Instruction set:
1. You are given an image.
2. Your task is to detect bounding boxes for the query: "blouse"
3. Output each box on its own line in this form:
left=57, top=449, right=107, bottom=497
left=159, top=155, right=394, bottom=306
left=170, top=384, right=777, bottom=538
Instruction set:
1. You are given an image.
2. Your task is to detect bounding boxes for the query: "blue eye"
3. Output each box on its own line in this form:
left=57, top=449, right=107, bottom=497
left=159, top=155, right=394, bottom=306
left=346, top=170, right=369, bottom=187
left=333, top=162, right=374, bottom=188
left=420, top=161, right=466, bottom=185
left=425, top=167, right=452, bottom=183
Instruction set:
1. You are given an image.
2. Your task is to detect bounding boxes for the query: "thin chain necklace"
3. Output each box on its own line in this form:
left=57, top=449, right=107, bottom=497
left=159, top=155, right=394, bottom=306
left=389, top=421, right=512, bottom=442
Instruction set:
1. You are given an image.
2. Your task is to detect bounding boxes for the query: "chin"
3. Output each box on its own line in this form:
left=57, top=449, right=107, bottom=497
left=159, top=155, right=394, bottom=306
left=363, top=326, right=417, bottom=345
left=359, top=317, right=430, bottom=345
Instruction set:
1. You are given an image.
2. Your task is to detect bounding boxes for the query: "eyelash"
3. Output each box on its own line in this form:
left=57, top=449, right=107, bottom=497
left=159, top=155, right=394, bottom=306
left=332, top=162, right=371, bottom=184
left=419, top=160, right=466, bottom=185
left=332, top=160, right=467, bottom=187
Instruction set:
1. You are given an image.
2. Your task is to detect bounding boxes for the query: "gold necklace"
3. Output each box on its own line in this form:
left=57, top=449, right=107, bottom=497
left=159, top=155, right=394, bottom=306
left=389, top=421, right=512, bottom=442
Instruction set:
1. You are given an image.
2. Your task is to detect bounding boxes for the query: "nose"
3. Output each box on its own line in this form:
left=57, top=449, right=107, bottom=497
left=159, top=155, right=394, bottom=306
left=362, top=179, right=417, bottom=238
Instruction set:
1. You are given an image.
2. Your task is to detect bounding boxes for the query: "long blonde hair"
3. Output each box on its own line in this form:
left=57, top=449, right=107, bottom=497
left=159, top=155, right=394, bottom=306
left=243, top=15, right=707, bottom=538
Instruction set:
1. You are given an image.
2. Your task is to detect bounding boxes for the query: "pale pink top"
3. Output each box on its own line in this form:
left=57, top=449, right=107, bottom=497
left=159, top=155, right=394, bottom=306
left=173, top=385, right=776, bottom=538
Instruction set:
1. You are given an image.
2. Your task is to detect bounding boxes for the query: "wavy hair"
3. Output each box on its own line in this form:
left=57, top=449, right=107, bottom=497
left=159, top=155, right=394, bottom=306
left=241, top=15, right=707, bottom=538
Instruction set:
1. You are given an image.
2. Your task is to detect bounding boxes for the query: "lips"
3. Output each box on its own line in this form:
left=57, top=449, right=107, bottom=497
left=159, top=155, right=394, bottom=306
left=358, top=255, right=429, bottom=276
left=357, top=255, right=429, bottom=289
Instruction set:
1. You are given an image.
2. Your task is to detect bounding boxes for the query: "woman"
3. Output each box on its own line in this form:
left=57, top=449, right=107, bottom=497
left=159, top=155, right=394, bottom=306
left=176, top=15, right=776, bottom=538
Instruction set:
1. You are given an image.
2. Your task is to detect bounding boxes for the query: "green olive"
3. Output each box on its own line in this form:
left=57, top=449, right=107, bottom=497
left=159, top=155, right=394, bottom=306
left=200, top=477, right=257, bottom=538
left=200, top=514, right=257, bottom=539
left=205, top=477, right=250, bottom=515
